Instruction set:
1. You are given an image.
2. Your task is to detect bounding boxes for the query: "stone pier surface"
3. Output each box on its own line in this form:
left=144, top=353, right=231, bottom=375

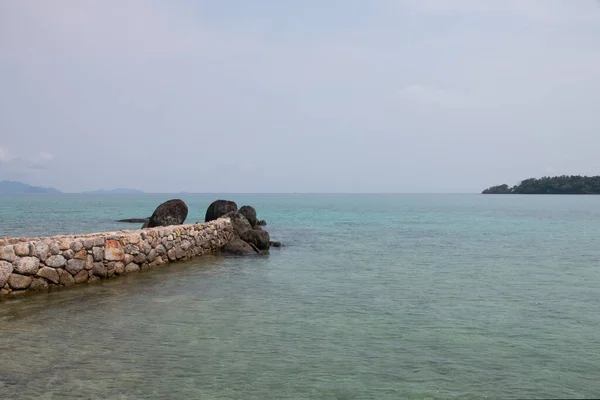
left=0, top=218, right=234, bottom=298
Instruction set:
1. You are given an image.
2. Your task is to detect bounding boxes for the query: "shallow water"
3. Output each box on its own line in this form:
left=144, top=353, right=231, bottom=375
left=1, top=194, right=600, bottom=399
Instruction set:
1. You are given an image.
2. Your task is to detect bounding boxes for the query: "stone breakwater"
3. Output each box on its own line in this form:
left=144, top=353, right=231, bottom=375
left=0, top=218, right=234, bottom=298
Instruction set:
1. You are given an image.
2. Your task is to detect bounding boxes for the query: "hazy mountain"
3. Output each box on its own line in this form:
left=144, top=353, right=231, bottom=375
left=82, top=188, right=145, bottom=194
left=0, top=180, right=61, bottom=194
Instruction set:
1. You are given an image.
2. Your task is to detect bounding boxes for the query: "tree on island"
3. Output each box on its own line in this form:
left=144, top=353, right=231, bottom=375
left=482, top=175, right=600, bottom=194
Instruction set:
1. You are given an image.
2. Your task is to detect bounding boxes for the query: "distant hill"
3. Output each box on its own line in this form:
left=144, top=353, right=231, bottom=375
left=82, top=188, right=145, bottom=194
left=483, top=175, right=600, bottom=194
left=0, top=180, right=61, bottom=194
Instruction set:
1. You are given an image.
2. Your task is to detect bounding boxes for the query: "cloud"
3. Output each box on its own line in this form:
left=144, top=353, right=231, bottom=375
left=28, top=151, right=55, bottom=170
left=0, top=147, right=55, bottom=174
left=0, top=147, right=15, bottom=164
left=398, top=85, right=469, bottom=107
left=38, top=152, right=55, bottom=162
left=401, top=0, right=600, bottom=23
left=0, top=1, right=599, bottom=192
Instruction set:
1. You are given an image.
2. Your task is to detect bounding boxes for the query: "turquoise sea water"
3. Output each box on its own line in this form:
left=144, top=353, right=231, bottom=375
left=1, top=194, right=600, bottom=399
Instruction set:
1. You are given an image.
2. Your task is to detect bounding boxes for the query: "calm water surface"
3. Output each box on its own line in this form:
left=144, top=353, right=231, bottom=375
left=1, top=194, right=600, bottom=399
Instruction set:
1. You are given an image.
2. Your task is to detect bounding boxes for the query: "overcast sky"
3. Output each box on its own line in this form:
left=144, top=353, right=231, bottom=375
left=1, top=1, right=599, bottom=193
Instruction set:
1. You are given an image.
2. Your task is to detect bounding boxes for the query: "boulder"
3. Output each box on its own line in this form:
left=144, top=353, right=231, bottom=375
left=269, top=241, right=284, bottom=248
left=30, top=277, right=49, bottom=292
left=14, top=257, right=40, bottom=275
left=45, top=255, right=66, bottom=268
left=13, top=242, right=31, bottom=256
left=58, top=269, right=75, bottom=287
left=222, top=211, right=252, bottom=237
left=66, top=259, right=85, bottom=275
left=36, top=267, right=60, bottom=284
left=222, top=239, right=259, bottom=256
left=247, top=242, right=260, bottom=253
left=0, top=261, right=13, bottom=288
left=239, top=205, right=258, bottom=227
left=146, top=199, right=188, bottom=228
left=240, top=227, right=270, bottom=250
left=205, top=200, right=237, bottom=222
left=8, top=274, right=32, bottom=290
left=0, top=246, right=15, bottom=262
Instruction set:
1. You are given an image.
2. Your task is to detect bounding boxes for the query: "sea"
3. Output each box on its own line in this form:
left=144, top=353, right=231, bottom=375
left=0, top=193, right=599, bottom=399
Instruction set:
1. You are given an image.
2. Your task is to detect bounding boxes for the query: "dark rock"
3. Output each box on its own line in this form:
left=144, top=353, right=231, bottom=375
left=239, top=205, right=258, bottom=227
left=147, top=199, right=188, bottom=228
left=222, top=239, right=259, bottom=256
left=92, top=262, right=108, bottom=279
left=257, top=220, right=267, bottom=226
left=247, top=242, right=260, bottom=253
left=74, top=270, right=88, bottom=284
left=30, top=277, right=49, bottom=292
left=58, top=269, right=75, bottom=286
left=222, top=211, right=252, bottom=237
left=269, top=241, right=284, bottom=248
left=8, top=274, right=32, bottom=290
left=117, top=218, right=150, bottom=223
left=240, top=227, right=270, bottom=250
left=205, top=200, right=237, bottom=222
left=36, top=267, right=59, bottom=284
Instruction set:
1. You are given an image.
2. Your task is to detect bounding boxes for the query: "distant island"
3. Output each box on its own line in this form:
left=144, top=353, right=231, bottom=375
left=0, top=181, right=147, bottom=194
left=82, top=188, right=145, bottom=194
left=483, top=175, right=600, bottom=194
left=0, top=180, right=61, bottom=194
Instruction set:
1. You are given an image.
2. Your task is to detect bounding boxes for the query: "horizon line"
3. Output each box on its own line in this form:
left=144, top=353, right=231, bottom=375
left=14, top=191, right=482, bottom=195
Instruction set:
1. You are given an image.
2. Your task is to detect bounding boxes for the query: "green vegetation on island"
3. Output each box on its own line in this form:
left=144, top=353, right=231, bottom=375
left=482, top=175, right=600, bottom=194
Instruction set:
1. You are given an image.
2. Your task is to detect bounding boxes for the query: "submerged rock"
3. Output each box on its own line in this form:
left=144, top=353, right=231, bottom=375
left=269, top=241, right=283, bottom=248
left=117, top=218, right=150, bottom=223
left=240, top=227, right=270, bottom=250
left=205, top=200, right=237, bottom=222
left=146, top=199, right=188, bottom=228
left=222, top=239, right=259, bottom=255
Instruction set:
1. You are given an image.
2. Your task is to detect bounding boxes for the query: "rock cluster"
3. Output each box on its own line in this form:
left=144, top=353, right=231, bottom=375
left=204, top=200, right=280, bottom=256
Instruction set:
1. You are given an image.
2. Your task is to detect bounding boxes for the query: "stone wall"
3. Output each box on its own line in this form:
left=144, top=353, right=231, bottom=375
left=0, top=218, right=234, bottom=297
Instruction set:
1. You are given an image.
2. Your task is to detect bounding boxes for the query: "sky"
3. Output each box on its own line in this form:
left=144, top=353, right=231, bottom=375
left=1, top=0, right=599, bottom=193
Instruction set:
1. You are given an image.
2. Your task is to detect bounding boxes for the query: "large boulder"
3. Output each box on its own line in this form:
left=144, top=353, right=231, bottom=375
left=238, top=205, right=258, bottom=227
left=146, top=199, right=188, bottom=228
left=205, top=200, right=238, bottom=222
left=222, top=211, right=252, bottom=237
left=240, top=227, right=270, bottom=250
left=222, top=239, right=259, bottom=255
